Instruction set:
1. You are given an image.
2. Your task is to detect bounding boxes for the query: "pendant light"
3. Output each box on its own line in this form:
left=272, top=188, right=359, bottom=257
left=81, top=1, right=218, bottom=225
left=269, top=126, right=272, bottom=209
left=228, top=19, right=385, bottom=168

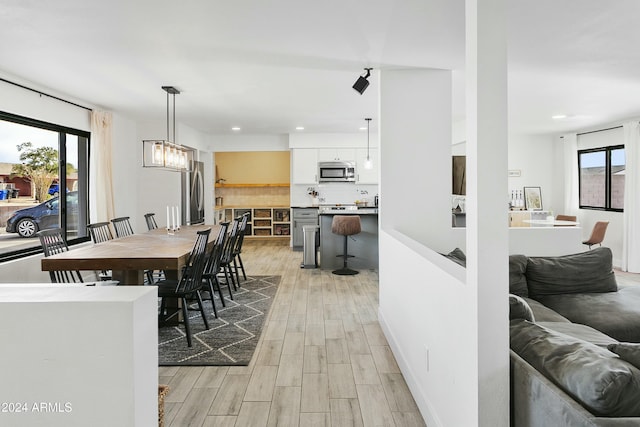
left=364, top=118, right=373, bottom=170
left=142, top=86, right=194, bottom=172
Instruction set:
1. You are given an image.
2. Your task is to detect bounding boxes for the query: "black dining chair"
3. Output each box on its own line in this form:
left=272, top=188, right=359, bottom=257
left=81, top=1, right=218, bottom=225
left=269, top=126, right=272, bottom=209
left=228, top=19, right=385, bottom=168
left=231, top=212, right=250, bottom=285
left=38, top=228, right=84, bottom=284
left=144, top=213, right=158, bottom=231
left=86, top=222, right=115, bottom=281
left=201, top=222, right=230, bottom=314
left=155, top=228, right=211, bottom=347
left=111, top=216, right=134, bottom=238
left=220, top=216, right=242, bottom=292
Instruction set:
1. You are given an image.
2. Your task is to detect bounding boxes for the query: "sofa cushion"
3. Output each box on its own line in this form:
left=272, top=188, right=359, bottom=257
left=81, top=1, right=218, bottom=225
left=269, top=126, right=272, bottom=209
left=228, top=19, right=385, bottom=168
left=509, top=254, right=529, bottom=297
left=510, top=319, right=640, bottom=417
left=538, top=322, right=618, bottom=347
left=535, top=286, right=640, bottom=343
left=526, top=247, right=617, bottom=297
left=608, top=343, right=640, bottom=370
left=522, top=297, right=571, bottom=323
left=509, top=294, right=534, bottom=321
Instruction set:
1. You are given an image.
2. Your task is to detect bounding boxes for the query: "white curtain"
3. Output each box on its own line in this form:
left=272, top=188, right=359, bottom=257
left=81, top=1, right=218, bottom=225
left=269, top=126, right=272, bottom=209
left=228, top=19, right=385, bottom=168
left=89, top=111, right=115, bottom=223
left=622, top=121, right=640, bottom=272
left=563, top=133, right=579, bottom=216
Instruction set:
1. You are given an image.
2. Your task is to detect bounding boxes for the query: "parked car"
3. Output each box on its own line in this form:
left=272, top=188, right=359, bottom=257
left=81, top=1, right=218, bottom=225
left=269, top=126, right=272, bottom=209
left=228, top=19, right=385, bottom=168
left=48, top=184, right=59, bottom=195
left=6, top=191, right=78, bottom=238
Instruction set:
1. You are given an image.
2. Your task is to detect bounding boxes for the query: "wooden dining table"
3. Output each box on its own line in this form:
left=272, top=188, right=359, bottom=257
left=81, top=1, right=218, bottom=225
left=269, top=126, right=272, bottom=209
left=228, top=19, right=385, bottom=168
left=41, top=224, right=220, bottom=285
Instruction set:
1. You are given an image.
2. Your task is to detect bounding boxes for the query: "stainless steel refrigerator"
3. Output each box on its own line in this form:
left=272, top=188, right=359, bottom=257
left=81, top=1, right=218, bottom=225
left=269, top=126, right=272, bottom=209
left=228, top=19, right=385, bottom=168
left=181, top=160, right=205, bottom=225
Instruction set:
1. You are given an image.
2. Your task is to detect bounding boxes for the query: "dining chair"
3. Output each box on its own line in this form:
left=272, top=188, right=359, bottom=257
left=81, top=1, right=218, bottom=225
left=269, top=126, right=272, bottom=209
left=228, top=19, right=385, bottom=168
left=38, top=228, right=84, bottom=284
left=87, top=222, right=114, bottom=243
left=220, top=217, right=242, bottom=292
left=111, top=216, right=134, bottom=238
left=200, top=221, right=230, bottom=317
left=86, top=222, right=114, bottom=280
left=583, top=221, right=610, bottom=249
left=156, top=228, right=212, bottom=347
left=554, top=214, right=577, bottom=227
left=231, top=212, right=250, bottom=284
left=144, top=213, right=158, bottom=231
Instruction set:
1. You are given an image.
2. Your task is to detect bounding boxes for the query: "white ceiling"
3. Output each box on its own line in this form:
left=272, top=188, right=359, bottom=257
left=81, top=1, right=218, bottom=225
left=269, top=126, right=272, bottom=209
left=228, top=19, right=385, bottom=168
left=1, top=0, right=640, bottom=137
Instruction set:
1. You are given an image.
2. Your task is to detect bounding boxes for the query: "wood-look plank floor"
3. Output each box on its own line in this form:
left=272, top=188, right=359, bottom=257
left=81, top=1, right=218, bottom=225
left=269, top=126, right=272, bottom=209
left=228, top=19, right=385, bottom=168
left=160, top=239, right=426, bottom=427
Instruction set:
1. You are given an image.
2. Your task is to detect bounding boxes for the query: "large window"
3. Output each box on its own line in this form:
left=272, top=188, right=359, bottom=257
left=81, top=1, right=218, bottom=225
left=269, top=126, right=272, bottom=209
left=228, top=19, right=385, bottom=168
left=0, top=112, right=90, bottom=261
left=578, top=145, right=625, bottom=211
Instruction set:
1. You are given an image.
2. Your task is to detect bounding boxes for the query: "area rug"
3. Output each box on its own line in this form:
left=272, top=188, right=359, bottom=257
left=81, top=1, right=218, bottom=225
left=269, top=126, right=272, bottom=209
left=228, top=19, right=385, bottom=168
left=158, top=275, right=280, bottom=366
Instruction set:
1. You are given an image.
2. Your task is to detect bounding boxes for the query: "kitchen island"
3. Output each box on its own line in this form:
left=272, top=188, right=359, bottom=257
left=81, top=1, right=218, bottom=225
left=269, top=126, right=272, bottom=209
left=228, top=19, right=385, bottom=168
left=319, top=206, right=378, bottom=270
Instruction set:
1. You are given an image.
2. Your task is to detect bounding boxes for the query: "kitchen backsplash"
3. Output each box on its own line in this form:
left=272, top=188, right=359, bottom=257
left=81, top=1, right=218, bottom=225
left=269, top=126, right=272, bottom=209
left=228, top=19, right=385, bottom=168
left=291, top=183, right=379, bottom=207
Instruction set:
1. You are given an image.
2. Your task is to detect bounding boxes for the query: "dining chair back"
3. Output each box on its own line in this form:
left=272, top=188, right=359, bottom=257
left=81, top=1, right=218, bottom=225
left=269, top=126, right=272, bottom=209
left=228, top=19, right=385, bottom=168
left=232, top=212, right=250, bottom=283
left=156, top=228, right=212, bottom=347
left=38, top=228, right=84, bottom=283
left=220, top=217, right=241, bottom=291
left=86, top=222, right=115, bottom=280
left=583, top=221, right=609, bottom=249
left=87, top=222, right=114, bottom=243
left=556, top=214, right=577, bottom=222
left=111, top=216, right=134, bottom=238
left=144, top=213, right=158, bottom=231
left=202, top=222, right=231, bottom=313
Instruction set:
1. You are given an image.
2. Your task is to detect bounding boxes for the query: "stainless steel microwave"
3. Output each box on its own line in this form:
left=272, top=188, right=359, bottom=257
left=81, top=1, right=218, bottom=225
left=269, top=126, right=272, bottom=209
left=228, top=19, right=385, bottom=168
left=318, top=161, right=356, bottom=182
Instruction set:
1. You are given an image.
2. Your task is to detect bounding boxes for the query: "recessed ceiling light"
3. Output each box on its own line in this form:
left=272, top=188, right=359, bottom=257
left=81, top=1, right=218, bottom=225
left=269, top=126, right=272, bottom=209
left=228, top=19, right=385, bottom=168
left=231, top=127, right=241, bottom=131
left=551, top=114, right=567, bottom=120
left=359, top=127, right=367, bottom=130
left=296, top=126, right=304, bottom=130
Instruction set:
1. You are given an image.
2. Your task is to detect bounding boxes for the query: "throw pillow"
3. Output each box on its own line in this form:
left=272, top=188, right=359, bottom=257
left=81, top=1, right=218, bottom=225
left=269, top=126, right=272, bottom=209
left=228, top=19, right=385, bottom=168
left=510, top=319, right=640, bottom=417
left=509, top=294, right=535, bottom=321
left=608, top=343, right=640, bottom=370
left=525, top=247, right=617, bottom=297
left=509, top=254, right=529, bottom=297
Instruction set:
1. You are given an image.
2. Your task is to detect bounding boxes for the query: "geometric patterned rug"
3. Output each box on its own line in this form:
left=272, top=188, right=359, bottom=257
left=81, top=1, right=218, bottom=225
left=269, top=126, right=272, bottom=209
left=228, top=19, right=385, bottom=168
left=158, top=275, right=280, bottom=366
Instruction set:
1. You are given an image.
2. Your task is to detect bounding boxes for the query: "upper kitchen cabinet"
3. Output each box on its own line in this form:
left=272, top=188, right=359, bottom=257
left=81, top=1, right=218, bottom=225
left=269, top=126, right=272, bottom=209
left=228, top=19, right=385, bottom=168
left=317, top=148, right=356, bottom=162
left=292, top=149, right=318, bottom=184
left=356, top=148, right=379, bottom=184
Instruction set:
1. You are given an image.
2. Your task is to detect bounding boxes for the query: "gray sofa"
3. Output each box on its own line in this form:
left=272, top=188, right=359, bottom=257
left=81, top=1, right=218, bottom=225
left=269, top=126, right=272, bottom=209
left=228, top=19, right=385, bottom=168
left=508, top=247, right=640, bottom=426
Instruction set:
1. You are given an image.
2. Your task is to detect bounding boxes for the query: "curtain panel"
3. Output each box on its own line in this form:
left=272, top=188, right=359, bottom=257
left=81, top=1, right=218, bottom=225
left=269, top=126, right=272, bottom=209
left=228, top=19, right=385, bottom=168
left=89, top=111, right=115, bottom=223
left=622, top=121, right=640, bottom=272
left=562, top=133, right=579, bottom=217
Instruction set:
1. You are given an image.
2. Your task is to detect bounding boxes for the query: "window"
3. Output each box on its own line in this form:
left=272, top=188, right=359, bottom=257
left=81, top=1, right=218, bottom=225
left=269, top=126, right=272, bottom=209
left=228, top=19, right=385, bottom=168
left=0, top=111, right=90, bottom=261
left=578, top=145, right=625, bottom=212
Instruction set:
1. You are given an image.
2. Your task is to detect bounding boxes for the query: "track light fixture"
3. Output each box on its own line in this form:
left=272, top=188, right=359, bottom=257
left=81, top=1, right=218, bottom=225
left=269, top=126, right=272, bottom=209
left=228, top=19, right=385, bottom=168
left=352, top=68, right=373, bottom=95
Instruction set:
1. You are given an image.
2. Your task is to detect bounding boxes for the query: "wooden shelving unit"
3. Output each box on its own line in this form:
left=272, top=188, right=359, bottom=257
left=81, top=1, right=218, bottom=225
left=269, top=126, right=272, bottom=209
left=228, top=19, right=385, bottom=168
left=230, top=207, right=291, bottom=238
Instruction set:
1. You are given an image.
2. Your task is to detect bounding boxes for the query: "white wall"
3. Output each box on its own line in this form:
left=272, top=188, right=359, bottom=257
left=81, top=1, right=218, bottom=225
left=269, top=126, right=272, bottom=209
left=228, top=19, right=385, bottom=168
left=379, top=68, right=477, bottom=427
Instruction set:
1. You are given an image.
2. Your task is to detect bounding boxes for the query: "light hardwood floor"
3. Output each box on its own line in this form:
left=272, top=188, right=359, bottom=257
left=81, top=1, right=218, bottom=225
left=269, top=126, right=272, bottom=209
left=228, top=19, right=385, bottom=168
left=160, top=239, right=426, bottom=427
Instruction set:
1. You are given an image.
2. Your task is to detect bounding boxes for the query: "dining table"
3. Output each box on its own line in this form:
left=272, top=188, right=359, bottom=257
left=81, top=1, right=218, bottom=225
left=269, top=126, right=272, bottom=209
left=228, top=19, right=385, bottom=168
left=41, top=224, right=220, bottom=285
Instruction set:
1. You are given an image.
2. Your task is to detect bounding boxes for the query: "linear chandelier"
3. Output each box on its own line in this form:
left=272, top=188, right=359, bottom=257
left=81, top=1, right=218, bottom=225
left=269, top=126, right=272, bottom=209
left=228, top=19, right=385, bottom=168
left=142, top=86, right=194, bottom=172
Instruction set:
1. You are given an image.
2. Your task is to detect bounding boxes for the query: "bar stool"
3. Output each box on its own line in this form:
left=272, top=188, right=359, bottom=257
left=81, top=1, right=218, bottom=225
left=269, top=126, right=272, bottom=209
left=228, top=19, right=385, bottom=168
left=331, top=215, right=361, bottom=275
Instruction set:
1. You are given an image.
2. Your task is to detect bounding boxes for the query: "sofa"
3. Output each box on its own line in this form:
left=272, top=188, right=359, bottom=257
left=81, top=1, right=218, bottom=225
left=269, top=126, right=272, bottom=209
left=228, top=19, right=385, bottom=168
left=507, top=247, right=640, bottom=426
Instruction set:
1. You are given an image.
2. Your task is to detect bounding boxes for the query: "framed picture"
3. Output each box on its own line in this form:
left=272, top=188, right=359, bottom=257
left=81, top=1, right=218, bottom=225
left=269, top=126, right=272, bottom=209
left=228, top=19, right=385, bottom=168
left=524, top=187, right=543, bottom=210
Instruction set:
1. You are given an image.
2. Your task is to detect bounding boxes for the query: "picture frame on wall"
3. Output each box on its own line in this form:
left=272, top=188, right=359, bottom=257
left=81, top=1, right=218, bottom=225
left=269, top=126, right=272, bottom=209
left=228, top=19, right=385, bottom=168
left=524, top=186, right=543, bottom=210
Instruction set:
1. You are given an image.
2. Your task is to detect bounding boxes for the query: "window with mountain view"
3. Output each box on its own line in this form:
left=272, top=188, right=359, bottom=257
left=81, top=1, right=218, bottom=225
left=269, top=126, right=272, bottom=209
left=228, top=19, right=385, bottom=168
left=0, top=112, right=90, bottom=260
left=578, top=145, right=625, bottom=212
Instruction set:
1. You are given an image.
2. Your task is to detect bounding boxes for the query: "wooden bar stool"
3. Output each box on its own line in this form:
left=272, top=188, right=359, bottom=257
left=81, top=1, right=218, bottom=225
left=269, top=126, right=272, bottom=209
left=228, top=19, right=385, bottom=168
left=331, top=215, right=361, bottom=275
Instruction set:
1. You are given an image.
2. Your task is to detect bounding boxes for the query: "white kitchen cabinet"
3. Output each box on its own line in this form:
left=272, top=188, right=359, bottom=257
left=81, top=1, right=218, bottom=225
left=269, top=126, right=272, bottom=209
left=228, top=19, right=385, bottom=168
left=356, top=148, right=379, bottom=183
left=317, top=148, right=356, bottom=162
left=292, top=149, right=318, bottom=184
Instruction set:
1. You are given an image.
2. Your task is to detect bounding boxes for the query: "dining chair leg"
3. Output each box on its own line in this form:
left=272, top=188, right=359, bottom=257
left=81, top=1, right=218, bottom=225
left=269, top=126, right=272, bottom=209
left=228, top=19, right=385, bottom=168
left=226, top=264, right=238, bottom=291
left=237, top=254, right=247, bottom=280
left=210, top=276, right=226, bottom=307
left=232, top=258, right=242, bottom=287
left=181, top=297, right=193, bottom=347
left=220, top=270, right=235, bottom=300
left=204, top=279, right=219, bottom=318
left=195, top=291, right=210, bottom=330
